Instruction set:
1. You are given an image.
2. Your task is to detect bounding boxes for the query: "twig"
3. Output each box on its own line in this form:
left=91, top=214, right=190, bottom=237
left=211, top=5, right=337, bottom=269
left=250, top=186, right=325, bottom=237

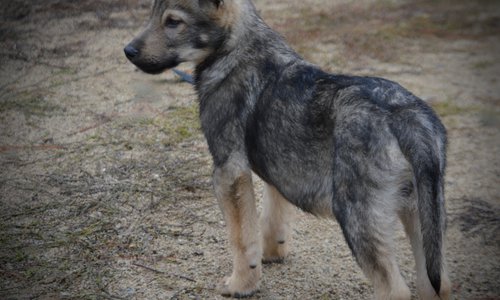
left=0, top=144, right=66, bottom=153
left=0, top=68, right=31, bottom=92
left=132, top=262, right=196, bottom=282
left=0, top=66, right=117, bottom=100
left=66, top=112, right=117, bottom=137
left=99, top=286, right=127, bottom=300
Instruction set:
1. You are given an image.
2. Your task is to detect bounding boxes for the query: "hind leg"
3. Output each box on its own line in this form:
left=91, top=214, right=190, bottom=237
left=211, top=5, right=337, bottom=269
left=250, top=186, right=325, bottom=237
left=260, top=183, right=295, bottom=263
left=334, top=199, right=411, bottom=300
left=400, top=209, right=451, bottom=300
left=214, top=164, right=261, bottom=297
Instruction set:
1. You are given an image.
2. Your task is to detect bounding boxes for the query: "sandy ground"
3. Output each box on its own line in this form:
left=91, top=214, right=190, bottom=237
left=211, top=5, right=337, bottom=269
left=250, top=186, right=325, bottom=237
left=0, top=0, right=499, bottom=299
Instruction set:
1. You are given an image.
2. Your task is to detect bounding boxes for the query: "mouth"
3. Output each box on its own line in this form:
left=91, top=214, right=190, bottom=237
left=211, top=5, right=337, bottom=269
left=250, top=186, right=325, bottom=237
left=127, top=56, right=181, bottom=75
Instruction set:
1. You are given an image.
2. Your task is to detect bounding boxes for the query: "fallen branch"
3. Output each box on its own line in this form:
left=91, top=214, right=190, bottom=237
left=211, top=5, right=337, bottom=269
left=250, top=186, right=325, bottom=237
left=132, top=262, right=196, bottom=282
left=0, top=144, right=66, bottom=153
left=66, top=112, right=117, bottom=137
left=0, top=66, right=117, bottom=100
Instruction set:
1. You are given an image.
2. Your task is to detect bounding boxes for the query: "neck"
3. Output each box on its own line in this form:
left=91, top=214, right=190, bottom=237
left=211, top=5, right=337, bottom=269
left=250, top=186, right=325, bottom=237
left=195, top=0, right=260, bottom=80
left=195, top=0, right=299, bottom=90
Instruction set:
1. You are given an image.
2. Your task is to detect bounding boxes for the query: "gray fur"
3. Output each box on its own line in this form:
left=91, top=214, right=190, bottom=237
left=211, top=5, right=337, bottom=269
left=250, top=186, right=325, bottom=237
left=125, top=0, right=449, bottom=298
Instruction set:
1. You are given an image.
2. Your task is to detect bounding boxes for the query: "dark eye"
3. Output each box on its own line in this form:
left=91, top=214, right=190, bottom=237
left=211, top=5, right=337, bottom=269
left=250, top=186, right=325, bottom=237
left=165, top=17, right=183, bottom=28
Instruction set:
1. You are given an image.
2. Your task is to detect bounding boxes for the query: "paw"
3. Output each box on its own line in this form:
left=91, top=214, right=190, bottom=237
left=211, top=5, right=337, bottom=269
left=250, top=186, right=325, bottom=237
left=217, top=276, right=259, bottom=298
left=262, top=240, right=288, bottom=264
left=262, top=255, right=285, bottom=264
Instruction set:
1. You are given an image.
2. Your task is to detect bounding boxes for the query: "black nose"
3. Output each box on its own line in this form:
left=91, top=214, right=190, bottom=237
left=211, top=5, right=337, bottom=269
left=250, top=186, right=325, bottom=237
left=124, top=45, right=139, bottom=59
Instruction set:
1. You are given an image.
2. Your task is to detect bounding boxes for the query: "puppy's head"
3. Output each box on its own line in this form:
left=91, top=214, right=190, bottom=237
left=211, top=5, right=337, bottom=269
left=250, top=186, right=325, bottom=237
left=124, top=0, right=231, bottom=74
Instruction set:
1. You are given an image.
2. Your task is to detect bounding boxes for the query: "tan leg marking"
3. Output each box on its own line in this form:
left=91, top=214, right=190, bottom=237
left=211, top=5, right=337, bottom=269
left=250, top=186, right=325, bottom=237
left=214, top=168, right=261, bottom=297
left=369, top=256, right=411, bottom=300
left=400, top=210, right=451, bottom=300
left=260, top=184, right=295, bottom=263
left=353, top=204, right=411, bottom=300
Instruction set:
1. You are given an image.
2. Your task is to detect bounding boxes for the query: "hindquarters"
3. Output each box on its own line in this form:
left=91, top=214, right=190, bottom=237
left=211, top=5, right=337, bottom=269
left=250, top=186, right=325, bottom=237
left=331, top=114, right=414, bottom=298
left=389, top=101, right=450, bottom=299
left=329, top=83, right=449, bottom=298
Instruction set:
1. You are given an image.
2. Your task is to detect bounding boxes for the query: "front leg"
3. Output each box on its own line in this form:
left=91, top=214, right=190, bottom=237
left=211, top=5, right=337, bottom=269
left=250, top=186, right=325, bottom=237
left=214, top=163, right=261, bottom=298
left=260, top=183, right=295, bottom=263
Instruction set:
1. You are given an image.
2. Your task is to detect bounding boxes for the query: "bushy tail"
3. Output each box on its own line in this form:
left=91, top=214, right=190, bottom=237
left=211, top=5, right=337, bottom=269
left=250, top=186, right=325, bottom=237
left=391, top=107, right=447, bottom=295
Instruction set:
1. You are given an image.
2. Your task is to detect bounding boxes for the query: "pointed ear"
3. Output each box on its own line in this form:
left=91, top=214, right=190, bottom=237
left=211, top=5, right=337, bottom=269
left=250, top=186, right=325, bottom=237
left=199, top=0, right=223, bottom=9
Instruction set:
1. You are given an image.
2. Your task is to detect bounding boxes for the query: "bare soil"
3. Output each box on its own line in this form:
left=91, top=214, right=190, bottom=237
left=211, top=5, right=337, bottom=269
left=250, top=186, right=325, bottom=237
left=1, top=0, right=499, bottom=299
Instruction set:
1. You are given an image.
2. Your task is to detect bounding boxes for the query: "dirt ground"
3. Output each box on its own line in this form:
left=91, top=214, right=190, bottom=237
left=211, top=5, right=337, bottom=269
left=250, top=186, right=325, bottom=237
left=0, top=0, right=499, bottom=299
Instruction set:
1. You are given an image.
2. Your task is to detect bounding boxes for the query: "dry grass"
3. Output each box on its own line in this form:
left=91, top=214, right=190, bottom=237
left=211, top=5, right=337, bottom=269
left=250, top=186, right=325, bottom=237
left=1, top=0, right=499, bottom=299
left=269, top=0, right=500, bottom=63
left=0, top=108, right=211, bottom=297
left=0, top=2, right=212, bottom=298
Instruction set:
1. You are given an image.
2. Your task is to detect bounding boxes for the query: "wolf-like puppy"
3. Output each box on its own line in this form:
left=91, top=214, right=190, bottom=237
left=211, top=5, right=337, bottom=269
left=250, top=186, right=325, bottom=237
left=124, top=0, right=451, bottom=299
